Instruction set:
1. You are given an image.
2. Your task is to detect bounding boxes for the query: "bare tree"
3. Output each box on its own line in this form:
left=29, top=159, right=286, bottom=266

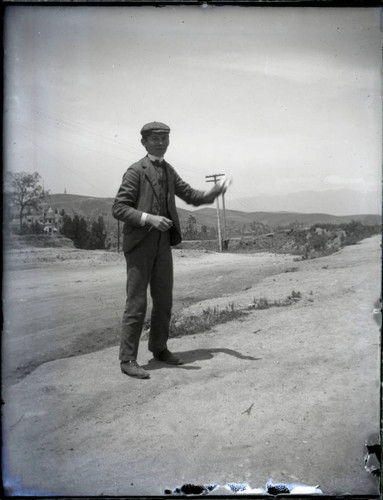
left=5, top=171, right=47, bottom=233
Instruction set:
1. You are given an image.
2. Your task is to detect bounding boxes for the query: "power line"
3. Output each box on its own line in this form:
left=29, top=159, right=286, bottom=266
left=15, top=99, right=143, bottom=155
left=15, top=122, right=130, bottom=165
left=16, top=127, right=108, bottom=197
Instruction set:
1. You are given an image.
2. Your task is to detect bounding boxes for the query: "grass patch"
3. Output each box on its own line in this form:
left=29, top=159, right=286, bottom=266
left=143, top=292, right=303, bottom=339
left=164, top=291, right=302, bottom=338
left=248, top=290, right=301, bottom=310
left=169, top=302, right=248, bottom=338
left=284, top=266, right=299, bottom=273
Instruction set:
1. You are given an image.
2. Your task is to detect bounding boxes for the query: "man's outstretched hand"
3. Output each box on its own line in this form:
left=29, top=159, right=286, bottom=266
left=147, top=214, right=173, bottom=232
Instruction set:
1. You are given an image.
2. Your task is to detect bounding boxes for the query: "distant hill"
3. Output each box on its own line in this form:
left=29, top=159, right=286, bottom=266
left=189, top=208, right=382, bottom=228
left=225, top=188, right=381, bottom=216
left=45, top=193, right=382, bottom=231
left=45, top=194, right=116, bottom=228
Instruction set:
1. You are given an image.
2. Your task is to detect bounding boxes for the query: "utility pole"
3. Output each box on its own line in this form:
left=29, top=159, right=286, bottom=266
left=117, top=220, right=121, bottom=253
left=206, top=173, right=226, bottom=251
left=221, top=188, right=227, bottom=248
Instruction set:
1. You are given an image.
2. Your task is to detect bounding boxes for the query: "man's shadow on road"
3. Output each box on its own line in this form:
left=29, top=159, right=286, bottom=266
left=142, top=348, right=261, bottom=372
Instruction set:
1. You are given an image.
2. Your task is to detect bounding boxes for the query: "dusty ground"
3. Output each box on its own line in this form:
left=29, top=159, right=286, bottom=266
left=2, top=237, right=381, bottom=496
left=2, top=248, right=298, bottom=383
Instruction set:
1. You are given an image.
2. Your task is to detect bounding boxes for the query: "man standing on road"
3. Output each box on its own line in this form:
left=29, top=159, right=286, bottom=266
left=112, top=121, right=228, bottom=379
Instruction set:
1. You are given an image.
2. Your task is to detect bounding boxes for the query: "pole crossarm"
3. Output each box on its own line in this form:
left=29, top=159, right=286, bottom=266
left=205, top=174, right=225, bottom=183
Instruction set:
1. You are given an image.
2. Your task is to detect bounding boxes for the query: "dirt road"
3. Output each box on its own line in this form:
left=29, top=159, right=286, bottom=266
left=2, top=237, right=381, bottom=496
left=2, top=248, right=296, bottom=383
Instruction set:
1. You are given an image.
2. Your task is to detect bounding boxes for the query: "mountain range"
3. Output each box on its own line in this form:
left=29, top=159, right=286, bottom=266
left=44, top=192, right=381, bottom=230
left=216, top=188, right=381, bottom=217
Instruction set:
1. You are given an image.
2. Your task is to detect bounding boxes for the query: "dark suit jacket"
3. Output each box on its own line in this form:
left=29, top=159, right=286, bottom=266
left=112, top=156, right=210, bottom=252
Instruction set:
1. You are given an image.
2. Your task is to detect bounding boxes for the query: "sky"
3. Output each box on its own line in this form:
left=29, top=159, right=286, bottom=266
left=3, top=5, right=382, bottom=214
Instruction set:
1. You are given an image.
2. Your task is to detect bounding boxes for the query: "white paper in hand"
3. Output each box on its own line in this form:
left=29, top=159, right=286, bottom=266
left=218, top=176, right=233, bottom=193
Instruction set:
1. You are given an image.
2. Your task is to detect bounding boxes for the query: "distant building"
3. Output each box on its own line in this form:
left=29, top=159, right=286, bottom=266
left=9, top=206, right=63, bottom=234
left=43, top=206, right=62, bottom=234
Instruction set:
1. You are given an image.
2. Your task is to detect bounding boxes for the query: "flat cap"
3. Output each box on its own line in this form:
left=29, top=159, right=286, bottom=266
left=140, top=121, right=171, bottom=135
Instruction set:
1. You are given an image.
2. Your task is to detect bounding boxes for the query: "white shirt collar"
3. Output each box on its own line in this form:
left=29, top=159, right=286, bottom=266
left=147, top=154, right=164, bottom=162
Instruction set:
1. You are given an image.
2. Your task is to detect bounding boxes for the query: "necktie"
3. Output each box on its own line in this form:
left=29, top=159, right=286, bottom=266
left=152, top=160, right=167, bottom=215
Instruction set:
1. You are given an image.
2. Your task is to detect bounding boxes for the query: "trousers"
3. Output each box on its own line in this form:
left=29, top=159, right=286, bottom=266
left=119, top=229, right=173, bottom=361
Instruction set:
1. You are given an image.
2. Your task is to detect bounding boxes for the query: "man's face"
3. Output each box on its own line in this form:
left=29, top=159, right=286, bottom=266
left=141, top=133, right=170, bottom=157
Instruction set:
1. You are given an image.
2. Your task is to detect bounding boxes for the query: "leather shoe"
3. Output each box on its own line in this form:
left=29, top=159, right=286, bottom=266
left=154, top=349, right=183, bottom=365
left=121, top=360, right=150, bottom=379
